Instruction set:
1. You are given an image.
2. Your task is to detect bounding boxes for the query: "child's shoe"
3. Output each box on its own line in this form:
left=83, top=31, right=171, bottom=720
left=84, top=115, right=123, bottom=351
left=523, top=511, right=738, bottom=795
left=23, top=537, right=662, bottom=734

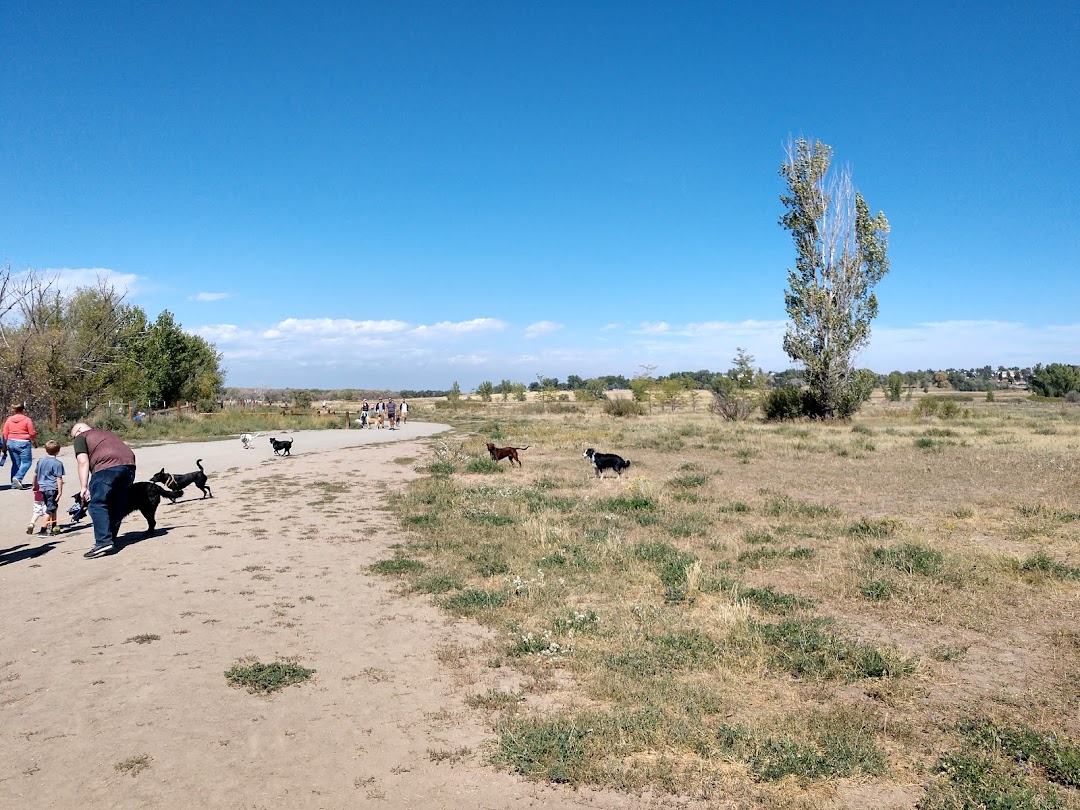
left=26, top=522, right=35, bottom=535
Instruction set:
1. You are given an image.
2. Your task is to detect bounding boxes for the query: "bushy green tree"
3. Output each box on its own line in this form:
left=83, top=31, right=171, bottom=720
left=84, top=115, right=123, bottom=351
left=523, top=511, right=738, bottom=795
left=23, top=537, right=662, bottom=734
left=137, top=311, right=223, bottom=407
left=779, top=139, right=890, bottom=419
left=1029, top=363, right=1080, bottom=398
left=885, top=371, right=903, bottom=402
left=476, top=380, right=494, bottom=401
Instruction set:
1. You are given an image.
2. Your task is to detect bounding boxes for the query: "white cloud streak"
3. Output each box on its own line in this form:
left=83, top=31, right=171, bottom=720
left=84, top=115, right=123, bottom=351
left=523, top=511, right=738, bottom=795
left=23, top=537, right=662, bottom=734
left=524, top=320, right=564, bottom=338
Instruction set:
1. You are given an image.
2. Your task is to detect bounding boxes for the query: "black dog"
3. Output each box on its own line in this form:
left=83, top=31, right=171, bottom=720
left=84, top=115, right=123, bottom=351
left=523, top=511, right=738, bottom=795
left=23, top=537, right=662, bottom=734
left=70, top=482, right=175, bottom=538
left=583, top=448, right=632, bottom=478
left=270, top=437, right=293, bottom=456
left=151, top=459, right=213, bottom=499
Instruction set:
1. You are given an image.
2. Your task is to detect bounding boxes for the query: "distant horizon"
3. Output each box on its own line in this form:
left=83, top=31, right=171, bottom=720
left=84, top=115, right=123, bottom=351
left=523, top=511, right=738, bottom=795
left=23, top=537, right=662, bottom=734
left=4, top=4, right=1077, bottom=390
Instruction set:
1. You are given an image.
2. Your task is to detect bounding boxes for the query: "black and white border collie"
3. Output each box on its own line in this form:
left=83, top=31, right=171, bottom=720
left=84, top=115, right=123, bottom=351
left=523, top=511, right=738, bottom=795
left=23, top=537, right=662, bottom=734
left=583, top=448, right=631, bottom=478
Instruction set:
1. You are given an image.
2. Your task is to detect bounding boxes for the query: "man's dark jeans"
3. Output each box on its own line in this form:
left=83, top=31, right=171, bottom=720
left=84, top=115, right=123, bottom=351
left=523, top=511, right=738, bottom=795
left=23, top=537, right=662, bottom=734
left=88, top=464, right=136, bottom=547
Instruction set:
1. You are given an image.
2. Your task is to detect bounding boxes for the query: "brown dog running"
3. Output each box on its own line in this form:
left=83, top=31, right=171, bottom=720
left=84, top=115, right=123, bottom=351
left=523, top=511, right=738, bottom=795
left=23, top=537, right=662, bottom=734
left=486, top=442, right=529, bottom=467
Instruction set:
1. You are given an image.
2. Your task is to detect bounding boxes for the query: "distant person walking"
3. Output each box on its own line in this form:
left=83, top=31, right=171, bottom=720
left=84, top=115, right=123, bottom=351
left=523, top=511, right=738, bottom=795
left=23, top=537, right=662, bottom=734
left=398, top=400, right=408, bottom=426
left=70, top=422, right=137, bottom=558
left=375, top=399, right=385, bottom=429
left=387, top=398, right=397, bottom=429
left=3, top=403, right=38, bottom=489
left=360, top=400, right=370, bottom=428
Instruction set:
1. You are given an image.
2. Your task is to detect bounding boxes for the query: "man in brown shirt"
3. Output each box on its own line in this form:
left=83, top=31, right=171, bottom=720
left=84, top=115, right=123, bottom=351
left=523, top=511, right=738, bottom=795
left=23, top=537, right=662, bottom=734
left=70, top=422, right=137, bottom=558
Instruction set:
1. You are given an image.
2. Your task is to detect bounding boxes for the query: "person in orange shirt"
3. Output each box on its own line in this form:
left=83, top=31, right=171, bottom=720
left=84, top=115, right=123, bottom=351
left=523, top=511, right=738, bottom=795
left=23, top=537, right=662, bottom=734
left=2, top=403, right=39, bottom=490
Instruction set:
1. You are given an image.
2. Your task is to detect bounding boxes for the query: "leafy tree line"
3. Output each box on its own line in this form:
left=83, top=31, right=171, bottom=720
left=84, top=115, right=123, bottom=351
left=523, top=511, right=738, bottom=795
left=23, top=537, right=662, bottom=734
left=0, top=266, right=224, bottom=424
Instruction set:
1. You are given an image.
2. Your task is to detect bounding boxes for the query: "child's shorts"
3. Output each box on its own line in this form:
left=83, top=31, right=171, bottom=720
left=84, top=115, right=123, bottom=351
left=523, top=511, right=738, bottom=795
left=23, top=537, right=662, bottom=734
left=32, top=501, right=48, bottom=518
left=41, top=490, right=59, bottom=512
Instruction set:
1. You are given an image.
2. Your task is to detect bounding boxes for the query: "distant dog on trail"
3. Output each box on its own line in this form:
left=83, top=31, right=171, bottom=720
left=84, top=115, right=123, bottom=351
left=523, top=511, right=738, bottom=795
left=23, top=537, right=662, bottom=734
left=270, top=437, right=293, bottom=456
left=150, top=459, right=213, bottom=499
left=583, top=448, right=631, bottom=478
left=240, top=432, right=261, bottom=449
left=486, top=442, right=529, bottom=467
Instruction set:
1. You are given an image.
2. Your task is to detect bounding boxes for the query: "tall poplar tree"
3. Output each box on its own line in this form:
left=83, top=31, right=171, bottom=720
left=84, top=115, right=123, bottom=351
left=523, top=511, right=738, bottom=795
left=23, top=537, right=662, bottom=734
left=779, top=139, right=890, bottom=418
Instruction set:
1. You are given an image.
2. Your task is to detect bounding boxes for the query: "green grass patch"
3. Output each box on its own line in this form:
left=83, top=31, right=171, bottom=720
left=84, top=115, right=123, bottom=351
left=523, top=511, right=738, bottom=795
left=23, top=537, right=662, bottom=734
left=868, top=543, right=944, bottom=577
left=441, top=589, right=508, bottom=615
left=761, top=493, right=840, bottom=519
left=738, top=547, right=816, bottom=566
left=716, top=708, right=887, bottom=780
left=859, top=578, right=897, bottom=601
left=1015, top=550, right=1080, bottom=580
left=754, top=617, right=915, bottom=681
left=741, top=585, right=814, bottom=615
left=847, top=517, right=902, bottom=538
left=597, top=495, right=657, bottom=513
left=465, top=457, right=505, bottom=474
left=633, top=540, right=697, bottom=587
left=369, top=557, right=427, bottom=576
left=668, top=472, right=708, bottom=489
left=411, top=571, right=463, bottom=594
left=225, top=660, right=315, bottom=694
left=958, top=717, right=1080, bottom=788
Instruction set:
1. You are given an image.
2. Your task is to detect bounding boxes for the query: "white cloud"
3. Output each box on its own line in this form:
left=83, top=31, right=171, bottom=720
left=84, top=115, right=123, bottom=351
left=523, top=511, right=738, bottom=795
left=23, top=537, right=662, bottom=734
left=410, top=318, right=507, bottom=339
left=23, top=267, right=142, bottom=297
left=637, top=321, right=671, bottom=334
left=270, top=317, right=411, bottom=337
left=190, top=292, right=231, bottom=302
left=524, top=320, right=564, bottom=338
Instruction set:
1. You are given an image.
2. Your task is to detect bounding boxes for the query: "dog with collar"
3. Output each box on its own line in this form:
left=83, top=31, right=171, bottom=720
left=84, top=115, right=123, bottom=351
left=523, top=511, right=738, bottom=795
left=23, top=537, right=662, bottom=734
left=583, top=448, right=631, bottom=478
left=150, top=459, right=213, bottom=500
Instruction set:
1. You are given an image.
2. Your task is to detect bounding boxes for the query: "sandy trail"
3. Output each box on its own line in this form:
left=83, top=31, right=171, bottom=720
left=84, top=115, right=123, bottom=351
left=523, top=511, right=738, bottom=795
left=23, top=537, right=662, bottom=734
left=1, top=425, right=663, bottom=810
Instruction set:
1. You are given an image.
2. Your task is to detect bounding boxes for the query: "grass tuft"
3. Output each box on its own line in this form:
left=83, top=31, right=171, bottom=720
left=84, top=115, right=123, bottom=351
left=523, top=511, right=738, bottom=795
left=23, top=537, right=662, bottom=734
left=225, top=660, right=315, bottom=694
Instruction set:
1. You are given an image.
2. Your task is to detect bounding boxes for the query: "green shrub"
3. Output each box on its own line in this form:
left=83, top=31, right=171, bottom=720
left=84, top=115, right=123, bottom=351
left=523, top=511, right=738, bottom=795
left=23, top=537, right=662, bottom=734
left=762, top=386, right=808, bottom=421
left=603, top=398, right=646, bottom=417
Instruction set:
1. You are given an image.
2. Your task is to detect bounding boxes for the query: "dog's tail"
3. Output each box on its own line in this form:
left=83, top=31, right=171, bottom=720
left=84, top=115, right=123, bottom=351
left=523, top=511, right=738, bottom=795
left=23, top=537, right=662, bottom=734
left=623, top=460, right=632, bottom=468
left=515, top=446, right=530, bottom=450
left=196, top=458, right=205, bottom=472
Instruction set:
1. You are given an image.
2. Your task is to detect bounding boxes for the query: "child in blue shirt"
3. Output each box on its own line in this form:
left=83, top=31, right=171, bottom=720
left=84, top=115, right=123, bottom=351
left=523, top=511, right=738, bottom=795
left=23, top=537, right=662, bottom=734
left=29, top=440, right=64, bottom=535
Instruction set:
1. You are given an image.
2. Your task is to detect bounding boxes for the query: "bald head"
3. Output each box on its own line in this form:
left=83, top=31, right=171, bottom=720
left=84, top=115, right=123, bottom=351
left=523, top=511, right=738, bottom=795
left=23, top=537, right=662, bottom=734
left=70, top=422, right=91, bottom=438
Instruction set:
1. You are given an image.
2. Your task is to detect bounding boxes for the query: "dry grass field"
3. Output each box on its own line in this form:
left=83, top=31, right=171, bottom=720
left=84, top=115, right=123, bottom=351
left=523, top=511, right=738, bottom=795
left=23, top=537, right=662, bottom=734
left=376, top=393, right=1080, bottom=809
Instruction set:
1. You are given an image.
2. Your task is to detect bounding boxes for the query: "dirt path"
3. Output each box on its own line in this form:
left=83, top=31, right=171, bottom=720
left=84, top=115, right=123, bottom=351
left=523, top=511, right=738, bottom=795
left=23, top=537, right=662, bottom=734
left=1, top=426, right=673, bottom=810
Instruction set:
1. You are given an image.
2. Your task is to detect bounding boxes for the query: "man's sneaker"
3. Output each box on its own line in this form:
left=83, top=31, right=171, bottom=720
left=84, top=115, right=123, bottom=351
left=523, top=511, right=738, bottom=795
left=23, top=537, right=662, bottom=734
left=12, top=479, right=24, bottom=490
left=83, top=543, right=114, bottom=558
left=26, top=522, right=35, bottom=535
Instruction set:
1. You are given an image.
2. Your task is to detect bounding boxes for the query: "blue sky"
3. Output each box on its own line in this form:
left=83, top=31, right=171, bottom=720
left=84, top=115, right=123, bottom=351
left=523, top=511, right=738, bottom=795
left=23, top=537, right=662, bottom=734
left=3, top=2, right=1078, bottom=390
